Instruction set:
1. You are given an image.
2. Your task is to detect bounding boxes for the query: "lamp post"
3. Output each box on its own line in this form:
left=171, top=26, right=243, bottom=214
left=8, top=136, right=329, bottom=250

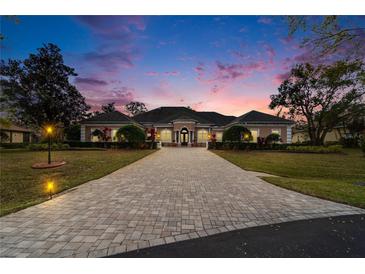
left=46, top=126, right=53, bottom=164
left=47, top=180, right=54, bottom=199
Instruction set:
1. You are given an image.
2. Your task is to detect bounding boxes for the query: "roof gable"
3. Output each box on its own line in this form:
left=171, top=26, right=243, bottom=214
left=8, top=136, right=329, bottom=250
left=81, top=111, right=133, bottom=124
left=231, top=110, right=294, bottom=125
left=134, top=107, right=236, bottom=125
left=197, top=112, right=236, bottom=126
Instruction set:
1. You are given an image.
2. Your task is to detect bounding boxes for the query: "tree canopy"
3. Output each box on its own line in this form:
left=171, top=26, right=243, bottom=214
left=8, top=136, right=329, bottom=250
left=125, top=101, right=148, bottom=116
left=222, top=125, right=252, bottom=142
left=287, top=16, right=365, bottom=60
left=0, top=43, right=90, bottom=129
left=117, top=125, right=145, bottom=142
left=101, top=102, right=116, bottom=113
left=270, top=61, right=365, bottom=145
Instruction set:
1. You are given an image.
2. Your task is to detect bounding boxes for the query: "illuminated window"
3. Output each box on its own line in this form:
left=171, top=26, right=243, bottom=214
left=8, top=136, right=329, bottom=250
left=111, top=129, right=118, bottom=141
left=271, top=129, right=281, bottom=136
left=160, top=129, right=172, bottom=142
left=250, top=129, right=259, bottom=143
left=197, top=129, right=209, bottom=142
left=215, top=132, right=223, bottom=142
left=90, top=128, right=100, bottom=142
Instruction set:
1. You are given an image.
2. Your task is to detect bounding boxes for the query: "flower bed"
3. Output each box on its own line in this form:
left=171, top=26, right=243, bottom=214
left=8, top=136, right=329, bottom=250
left=64, top=141, right=157, bottom=149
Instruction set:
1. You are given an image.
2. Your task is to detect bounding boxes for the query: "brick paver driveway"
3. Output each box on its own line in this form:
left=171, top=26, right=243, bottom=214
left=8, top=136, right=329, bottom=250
left=1, top=148, right=364, bottom=257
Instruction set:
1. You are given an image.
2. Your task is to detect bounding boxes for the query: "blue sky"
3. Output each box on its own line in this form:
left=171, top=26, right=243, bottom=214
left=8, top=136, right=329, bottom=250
left=1, top=16, right=363, bottom=115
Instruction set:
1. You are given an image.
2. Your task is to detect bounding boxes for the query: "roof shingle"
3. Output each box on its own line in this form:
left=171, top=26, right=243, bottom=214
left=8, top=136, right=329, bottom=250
left=81, top=111, right=133, bottom=124
left=230, top=110, right=294, bottom=125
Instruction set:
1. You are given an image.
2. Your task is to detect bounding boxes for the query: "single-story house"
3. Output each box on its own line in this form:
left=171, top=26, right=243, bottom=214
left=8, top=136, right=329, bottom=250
left=0, top=124, right=34, bottom=143
left=80, top=107, right=295, bottom=145
left=292, top=125, right=365, bottom=144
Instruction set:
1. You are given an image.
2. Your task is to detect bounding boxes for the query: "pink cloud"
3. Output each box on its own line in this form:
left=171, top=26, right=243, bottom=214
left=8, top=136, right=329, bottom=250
left=83, top=50, right=134, bottom=73
left=83, top=86, right=134, bottom=111
left=75, top=16, right=145, bottom=74
left=273, top=72, right=291, bottom=85
left=263, top=44, right=276, bottom=64
left=214, top=60, right=267, bottom=81
left=164, top=71, right=180, bottom=76
left=279, top=36, right=294, bottom=45
left=75, top=16, right=145, bottom=40
left=194, top=63, right=206, bottom=81
left=145, top=71, right=159, bottom=76
left=257, top=17, right=272, bottom=25
left=192, top=101, right=204, bottom=111
left=75, top=77, right=107, bottom=86
left=145, top=71, right=180, bottom=77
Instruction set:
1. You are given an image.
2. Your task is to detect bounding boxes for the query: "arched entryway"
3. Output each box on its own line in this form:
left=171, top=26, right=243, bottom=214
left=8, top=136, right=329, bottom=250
left=180, top=127, right=189, bottom=146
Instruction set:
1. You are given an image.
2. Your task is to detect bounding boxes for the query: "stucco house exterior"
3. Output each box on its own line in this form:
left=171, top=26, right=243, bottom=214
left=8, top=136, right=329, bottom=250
left=80, top=107, right=294, bottom=145
left=0, top=123, right=35, bottom=143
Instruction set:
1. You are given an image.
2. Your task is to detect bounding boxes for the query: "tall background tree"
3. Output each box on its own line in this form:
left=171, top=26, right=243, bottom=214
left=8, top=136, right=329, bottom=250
left=0, top=43, right=90, bottom=129
left=269, top=61, right=365, bottom=145
left=287, top=16, right=365, bottom=59
left=101, top=102, right=116, bottom=113
left=0, top=16, right=20, bottom=41
left=125, top=101, right=148, bottom=116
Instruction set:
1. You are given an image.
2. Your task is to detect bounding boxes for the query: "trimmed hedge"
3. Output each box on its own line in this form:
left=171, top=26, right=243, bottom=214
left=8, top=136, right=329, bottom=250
left=223, top=125, right=252, bottom=142
left=208, top=141, right=288, bottom=150
left=340, top=137, right=360, bottom=148
left=286, top=145, right=343, bottom=153
left=208, top=142, right=343, bottom=153
left=28, top=143, right=70, bottom=151
left=117, top=125, right=146, bottom=142
left=64, top=141, right=157, bottom=149
left=0, top=143, right=28, bottom=149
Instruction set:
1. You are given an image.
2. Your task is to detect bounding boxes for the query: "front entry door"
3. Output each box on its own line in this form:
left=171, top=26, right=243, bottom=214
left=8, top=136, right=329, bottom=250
left=180, top=128, right=189, bottom=146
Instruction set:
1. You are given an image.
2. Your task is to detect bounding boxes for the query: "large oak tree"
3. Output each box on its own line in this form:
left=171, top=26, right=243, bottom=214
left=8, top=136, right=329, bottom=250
left=270, top=61, right=365, bottom=145
left=0, top=43, right=90, bottom=129
left=125, top=101, right=148, bottom=116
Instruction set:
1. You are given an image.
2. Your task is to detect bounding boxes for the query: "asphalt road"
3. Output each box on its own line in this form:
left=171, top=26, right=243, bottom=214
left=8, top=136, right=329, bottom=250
left=108, top=214, right=365, bottom=258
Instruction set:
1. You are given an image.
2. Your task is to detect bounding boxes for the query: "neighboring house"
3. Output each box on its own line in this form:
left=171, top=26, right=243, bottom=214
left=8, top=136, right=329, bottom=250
left=80, top=111, right=138, bottom=142
left=0, top=124, right=34, bottom=143
left=292, top=125, right=365, bottom=144
left=80, top=107, right=295, bottom=145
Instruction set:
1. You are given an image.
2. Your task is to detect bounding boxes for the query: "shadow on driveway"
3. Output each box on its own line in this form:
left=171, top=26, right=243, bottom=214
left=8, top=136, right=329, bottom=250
left=108, top=214, right=365, bottom=258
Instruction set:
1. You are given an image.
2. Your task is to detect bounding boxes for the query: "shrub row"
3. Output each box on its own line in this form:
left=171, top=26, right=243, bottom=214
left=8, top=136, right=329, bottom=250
left=0, top=143, right=28, bottom=149
left=286, top=145, right=343, bottom=153
left=208, top=141, right=288, bottom=150
left=28, top=143, right=70, bottom=151
left=208, top=142, right=343, bottom=153
left=64, top=141, right=157, bottom=149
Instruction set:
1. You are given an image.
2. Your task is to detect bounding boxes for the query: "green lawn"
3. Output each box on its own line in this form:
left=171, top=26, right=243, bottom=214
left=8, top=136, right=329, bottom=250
left=213, top=149, right=365, bottom=208
left=0, top=149, right=155, bottom=216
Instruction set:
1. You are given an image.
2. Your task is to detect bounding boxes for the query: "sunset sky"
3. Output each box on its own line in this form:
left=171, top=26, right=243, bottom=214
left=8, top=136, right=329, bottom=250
left=1, top=16, right=363, bottom=116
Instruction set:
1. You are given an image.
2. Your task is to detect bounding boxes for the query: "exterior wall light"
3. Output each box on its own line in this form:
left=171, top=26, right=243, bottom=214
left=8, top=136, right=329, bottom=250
left=47, top=180, right=54, bottom=199
left=46, top=126, right=53, bottom=135
left=45, top=125, right=54, bottom=164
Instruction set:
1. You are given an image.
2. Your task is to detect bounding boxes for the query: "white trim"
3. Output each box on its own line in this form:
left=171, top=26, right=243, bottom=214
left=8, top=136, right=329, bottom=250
left=287, top=126, right=292, bottom=144
left=80, top=125, right=86, bottom=142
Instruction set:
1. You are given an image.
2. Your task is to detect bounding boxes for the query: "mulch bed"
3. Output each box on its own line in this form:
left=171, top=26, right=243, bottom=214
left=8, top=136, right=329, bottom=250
left=31, top=161, right=66, bottom=169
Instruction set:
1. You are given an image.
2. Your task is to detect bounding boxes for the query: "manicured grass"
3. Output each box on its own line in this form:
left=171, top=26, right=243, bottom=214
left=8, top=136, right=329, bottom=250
left=213, top=149, right=365, bottom=208
left=0, top=149, right=155, bottom=216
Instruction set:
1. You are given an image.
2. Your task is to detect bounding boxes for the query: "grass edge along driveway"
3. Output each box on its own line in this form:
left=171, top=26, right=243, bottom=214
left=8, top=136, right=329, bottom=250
left=0, top=149, right=156, bottom=216
left=212, top=149, right=365, bottom=209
